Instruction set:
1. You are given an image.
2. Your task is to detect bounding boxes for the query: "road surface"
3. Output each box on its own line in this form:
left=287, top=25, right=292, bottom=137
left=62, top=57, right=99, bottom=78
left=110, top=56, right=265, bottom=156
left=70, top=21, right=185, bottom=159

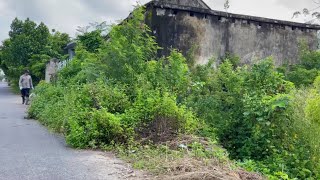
left=0, top=82, right=143, bottom=180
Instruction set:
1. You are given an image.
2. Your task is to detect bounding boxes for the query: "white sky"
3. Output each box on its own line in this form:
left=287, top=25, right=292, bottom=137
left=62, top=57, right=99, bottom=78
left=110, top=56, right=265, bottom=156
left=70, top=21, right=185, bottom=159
left=0, top=0, right=317, bottom=43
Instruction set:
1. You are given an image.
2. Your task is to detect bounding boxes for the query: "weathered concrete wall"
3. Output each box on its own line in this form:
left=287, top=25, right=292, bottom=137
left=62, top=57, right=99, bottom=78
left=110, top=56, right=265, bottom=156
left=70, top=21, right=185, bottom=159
left=146, top=3, right=319, bottom=66
left=228, top=19, right=317, bottom=66
left=45, top=58, right=59, bottom=83
left=154, top=0, right=210, bottom=9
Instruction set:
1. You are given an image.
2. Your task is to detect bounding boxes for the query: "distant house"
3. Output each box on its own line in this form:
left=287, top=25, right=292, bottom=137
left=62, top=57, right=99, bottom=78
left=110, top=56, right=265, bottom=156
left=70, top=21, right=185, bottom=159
left=0, top=69, right=5, bottom=82
left=45, top=42, right=76, bottom=83
left=64, top=42, right=76, bottom=60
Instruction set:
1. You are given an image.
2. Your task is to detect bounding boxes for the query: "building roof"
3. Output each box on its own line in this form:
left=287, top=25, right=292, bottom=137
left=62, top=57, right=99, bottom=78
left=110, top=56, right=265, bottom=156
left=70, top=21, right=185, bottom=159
left=64, top=42, right=76, bottom=50
left=147, top=0, right=320, bottom=30
left=153, top=0, right=211, bottom=10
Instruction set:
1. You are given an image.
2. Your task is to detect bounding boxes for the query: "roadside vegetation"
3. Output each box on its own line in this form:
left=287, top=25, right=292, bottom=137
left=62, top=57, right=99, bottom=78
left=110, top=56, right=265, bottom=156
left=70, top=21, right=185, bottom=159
left=0, top=6, right=319, bottom=180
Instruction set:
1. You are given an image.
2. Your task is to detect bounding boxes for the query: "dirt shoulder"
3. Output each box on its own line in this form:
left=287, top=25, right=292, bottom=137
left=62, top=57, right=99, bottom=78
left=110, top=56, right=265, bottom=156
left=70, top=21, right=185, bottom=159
left=116, top=135, right=264, bottom=180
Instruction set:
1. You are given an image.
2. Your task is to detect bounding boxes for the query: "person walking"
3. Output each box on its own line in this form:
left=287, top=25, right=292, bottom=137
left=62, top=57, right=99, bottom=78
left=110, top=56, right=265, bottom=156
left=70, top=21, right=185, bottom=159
left=19, top=70, right=33, bottom=105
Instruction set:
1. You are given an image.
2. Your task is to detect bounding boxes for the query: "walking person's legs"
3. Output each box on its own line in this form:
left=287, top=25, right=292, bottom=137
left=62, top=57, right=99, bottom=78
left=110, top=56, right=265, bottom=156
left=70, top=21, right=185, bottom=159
left=24, top=88, right=30, bottom=105
left=21, top=89, right=26, bottom=104
left=21, top=88, right=30, bottom=105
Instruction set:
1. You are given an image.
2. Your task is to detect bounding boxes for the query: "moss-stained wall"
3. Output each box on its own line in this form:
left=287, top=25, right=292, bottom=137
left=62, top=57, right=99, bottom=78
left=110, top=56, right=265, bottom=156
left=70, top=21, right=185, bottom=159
left=154, top=0, right=210, bottom=9
left=145, top=3, right=319, bottom=66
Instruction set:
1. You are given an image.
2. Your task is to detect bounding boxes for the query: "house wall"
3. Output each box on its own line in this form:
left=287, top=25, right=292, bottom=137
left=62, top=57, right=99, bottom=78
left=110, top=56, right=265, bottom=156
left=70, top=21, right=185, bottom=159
left=154, top=0, right=210, bottom=9
left=45, top=59, right=59, bottom=83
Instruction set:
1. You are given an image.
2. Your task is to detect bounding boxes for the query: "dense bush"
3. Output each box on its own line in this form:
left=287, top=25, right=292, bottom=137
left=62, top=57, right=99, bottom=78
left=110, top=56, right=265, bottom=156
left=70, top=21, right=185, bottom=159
left=187, top=59, right=306, bottom=178
left=284, top=66, right=318, bottom=87
left=279, top=43, right=320, bottom=87
left=28, top=6, right=320, bottom=179
left=30, top=7, right=198, bottom=148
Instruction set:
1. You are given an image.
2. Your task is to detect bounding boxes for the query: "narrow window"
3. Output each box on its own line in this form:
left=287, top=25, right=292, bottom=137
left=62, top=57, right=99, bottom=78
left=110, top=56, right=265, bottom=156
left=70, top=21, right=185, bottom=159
left=258, top=22, right=262, bottom=28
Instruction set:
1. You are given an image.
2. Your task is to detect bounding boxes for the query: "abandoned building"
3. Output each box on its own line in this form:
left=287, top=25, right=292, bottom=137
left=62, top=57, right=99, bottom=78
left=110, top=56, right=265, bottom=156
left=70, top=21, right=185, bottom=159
left=47, top=0, right=320, bottom=81
left=144, top=0, right=320, bottom=66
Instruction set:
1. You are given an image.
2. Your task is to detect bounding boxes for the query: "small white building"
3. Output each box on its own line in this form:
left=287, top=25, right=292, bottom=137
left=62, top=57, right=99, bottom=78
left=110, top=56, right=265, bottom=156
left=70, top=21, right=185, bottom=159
left=0, top=69, right=5, bottom=82
left=45, top=58, right=60, bottom=83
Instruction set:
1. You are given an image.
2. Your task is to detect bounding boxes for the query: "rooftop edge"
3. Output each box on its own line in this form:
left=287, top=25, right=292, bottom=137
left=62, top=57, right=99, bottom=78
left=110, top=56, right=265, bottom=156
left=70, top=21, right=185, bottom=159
left=146, top=1, right=320, bottom=30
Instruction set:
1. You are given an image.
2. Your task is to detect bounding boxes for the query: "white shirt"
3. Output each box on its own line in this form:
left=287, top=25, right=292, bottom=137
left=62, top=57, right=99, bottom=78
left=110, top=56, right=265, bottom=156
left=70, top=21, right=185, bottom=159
left=19, top=74, right=33, bottom=89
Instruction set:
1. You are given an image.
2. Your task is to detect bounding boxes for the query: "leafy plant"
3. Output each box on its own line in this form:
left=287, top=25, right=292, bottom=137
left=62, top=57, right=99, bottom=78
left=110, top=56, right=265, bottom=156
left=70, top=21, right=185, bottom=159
left=26, top=5, right=320, bottom=180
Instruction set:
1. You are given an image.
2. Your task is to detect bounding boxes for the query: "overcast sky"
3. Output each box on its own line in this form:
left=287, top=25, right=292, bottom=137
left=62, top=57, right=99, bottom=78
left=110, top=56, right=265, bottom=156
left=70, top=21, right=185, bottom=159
left=0, top=0, right=317, bottom=43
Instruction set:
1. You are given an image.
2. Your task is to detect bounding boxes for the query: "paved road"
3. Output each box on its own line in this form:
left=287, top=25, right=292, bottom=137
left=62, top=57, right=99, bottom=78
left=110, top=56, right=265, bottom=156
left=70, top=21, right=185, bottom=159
left=0, top=82, right=140, bottom=180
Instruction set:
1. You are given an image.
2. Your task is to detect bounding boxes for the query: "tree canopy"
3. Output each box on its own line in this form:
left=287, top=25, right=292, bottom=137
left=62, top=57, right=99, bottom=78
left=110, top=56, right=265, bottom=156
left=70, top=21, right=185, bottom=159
left=0, top=18, right=70, bottom=87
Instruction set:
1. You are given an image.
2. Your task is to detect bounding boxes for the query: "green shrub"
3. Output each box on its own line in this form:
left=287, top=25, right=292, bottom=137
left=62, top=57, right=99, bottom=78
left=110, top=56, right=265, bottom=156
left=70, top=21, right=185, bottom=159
left=279, top=44, right=320, bottom=87
left=66, top=109, right=125, bottom=148
left=283, top=87, right=320, bottom=179
left=78, top=30, right=104, bottom=53
left=28, top=5, right=320, bottom=179
left=29, top=7, right=199, bottom=149
left=28, top=81, right=66, bottom=132
left=103, top=7, right=159, bottom=85
left=187, top=58, right=309, bottom=178
left=301, top=50, right=320, bottom=70
left=122, top=89, right=199, bottom=143
left=285, top=66, right=318, bottom=87
left=144, top=50, right=190, bottom=98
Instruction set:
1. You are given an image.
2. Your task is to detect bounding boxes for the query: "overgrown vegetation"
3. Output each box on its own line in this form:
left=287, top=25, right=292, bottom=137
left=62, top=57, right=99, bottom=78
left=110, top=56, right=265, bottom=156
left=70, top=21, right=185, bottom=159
left=21, top=6, right=320, bottom=180
left=0, top=18, right=70, bottom=89
left=278, top=41, right=320, bottom=87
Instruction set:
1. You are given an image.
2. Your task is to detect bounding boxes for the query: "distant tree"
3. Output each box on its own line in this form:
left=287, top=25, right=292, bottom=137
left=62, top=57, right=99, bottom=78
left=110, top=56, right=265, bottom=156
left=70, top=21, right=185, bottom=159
left=0, top=18, right=70, bottom=87
left=224, top=0, right=230, bottom=12
left=29, top=32, right=70, bottom=83
left=293, top=0, right=320, bottom=24
left=1, top=18, right=51, bottom=85
left=77, top=30, right=104, bottom=53
left=49, top=32, right=71, bottom=58
left=76, top=25, right=91, bottom=34
left=76, top=21, right=110, bottom=35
